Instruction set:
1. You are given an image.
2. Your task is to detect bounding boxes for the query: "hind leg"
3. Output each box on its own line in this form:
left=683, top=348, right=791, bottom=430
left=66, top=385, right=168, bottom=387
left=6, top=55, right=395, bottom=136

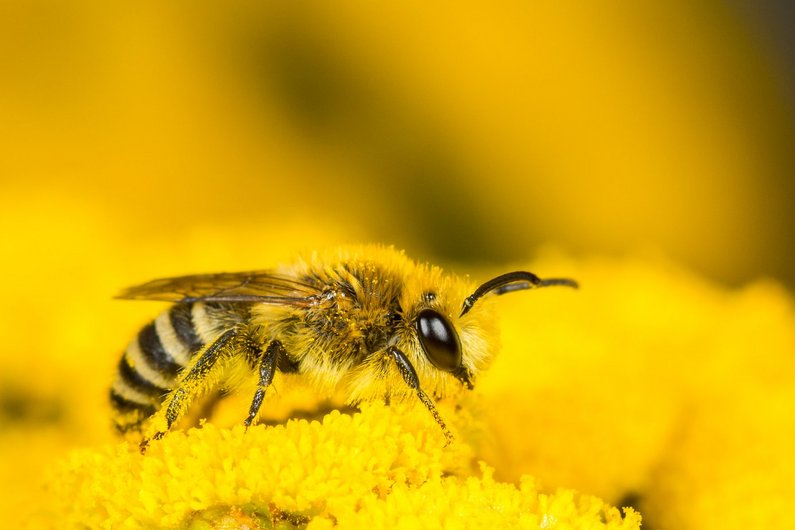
left=140, top=329, right=237, bottom=452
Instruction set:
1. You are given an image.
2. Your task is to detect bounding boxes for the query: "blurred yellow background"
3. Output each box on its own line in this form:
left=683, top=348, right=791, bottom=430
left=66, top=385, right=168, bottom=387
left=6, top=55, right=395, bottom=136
left=3, top=1, right=794, bottom=282
left=2, top=1, right=794, bottom=527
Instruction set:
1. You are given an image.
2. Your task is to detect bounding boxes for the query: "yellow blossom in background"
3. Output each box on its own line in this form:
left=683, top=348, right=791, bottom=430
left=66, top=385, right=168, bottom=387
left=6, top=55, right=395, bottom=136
left=478, top=255, right=795, bottom=529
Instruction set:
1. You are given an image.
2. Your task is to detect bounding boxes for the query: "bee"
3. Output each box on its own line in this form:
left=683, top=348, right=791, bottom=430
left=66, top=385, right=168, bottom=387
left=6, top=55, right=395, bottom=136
left=111, top=246, right=577, bottom=451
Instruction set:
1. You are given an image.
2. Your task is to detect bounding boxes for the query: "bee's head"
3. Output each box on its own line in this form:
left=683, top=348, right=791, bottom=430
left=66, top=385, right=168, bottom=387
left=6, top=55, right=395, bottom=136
left=414, top=271, right=578, bottom=390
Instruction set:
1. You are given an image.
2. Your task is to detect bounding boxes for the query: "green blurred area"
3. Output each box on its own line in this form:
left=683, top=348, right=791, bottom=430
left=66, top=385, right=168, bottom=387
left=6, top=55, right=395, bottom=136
left=2, top=1, right=794, bottom=286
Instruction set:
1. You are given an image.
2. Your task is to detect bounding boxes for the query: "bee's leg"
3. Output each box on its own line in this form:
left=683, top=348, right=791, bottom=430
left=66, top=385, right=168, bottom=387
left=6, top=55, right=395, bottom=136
left=140, top=328, right=237, bottom=453
left=244, top=340, right=284, bottom=428
left=386, top=345, right=454, bottom=445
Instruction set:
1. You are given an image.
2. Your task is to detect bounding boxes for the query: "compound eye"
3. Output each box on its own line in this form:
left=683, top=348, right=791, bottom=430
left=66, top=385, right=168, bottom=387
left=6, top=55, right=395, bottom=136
left=416, top=309, right=462, bottom=372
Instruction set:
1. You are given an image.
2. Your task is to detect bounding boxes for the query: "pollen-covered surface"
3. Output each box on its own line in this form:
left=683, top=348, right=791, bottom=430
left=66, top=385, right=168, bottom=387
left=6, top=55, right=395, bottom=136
left=49, top=403, right=640, bottom=530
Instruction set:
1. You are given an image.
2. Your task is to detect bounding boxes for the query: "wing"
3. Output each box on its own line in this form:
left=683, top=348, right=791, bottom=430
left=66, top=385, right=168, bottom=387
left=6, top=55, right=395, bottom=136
left=116, top=270, right=322, bottom=305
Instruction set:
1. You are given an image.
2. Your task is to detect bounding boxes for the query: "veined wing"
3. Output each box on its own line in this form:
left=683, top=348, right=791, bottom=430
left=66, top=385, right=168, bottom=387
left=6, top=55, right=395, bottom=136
left=116, top=271, right=321, bottom=305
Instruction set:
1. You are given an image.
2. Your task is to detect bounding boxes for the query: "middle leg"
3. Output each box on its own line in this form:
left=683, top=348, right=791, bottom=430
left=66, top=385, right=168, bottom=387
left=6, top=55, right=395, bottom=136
left=244, top=339, right=286, bottom=428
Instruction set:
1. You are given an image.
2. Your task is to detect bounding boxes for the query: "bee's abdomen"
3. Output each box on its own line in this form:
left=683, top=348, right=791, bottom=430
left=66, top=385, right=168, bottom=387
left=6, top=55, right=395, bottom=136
left=111, top=303, right=205, bottom=433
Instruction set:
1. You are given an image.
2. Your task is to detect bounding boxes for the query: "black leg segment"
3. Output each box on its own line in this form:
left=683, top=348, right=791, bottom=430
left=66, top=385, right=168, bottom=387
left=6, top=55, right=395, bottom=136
left=386, top=345, right=453, bottom=444
left=244, top=340, right=284, bottom=428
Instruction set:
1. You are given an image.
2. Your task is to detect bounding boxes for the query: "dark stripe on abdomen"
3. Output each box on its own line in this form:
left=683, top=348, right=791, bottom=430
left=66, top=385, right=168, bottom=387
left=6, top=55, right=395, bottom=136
left=169, top=303, right=204, bottom=352
left=110, top=389, right=157, bottom=434
left=138, top=323, right=183, bottom=379
left=110, top=389, right=157, bottom=415
left=117, top=357, right=170, bottom=397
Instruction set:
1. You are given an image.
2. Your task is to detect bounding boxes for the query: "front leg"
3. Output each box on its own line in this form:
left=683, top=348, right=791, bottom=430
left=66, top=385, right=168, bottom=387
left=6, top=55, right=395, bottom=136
left=141, top=328, right=236, bottom=453
left=244, top=340, right=285, bottom=428
left=386, top=345, right=454, bottom=445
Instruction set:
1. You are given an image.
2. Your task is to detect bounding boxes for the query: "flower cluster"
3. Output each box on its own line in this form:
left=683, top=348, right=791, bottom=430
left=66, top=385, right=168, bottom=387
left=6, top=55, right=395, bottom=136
left=50, top=403, right=639, bottom=529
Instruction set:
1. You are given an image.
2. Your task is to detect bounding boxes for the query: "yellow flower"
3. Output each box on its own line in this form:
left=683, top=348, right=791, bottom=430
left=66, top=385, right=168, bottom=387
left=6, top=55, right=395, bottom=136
left=48, top=403, right=640, bottom=529
left=478, top=255, right=795, bottom=529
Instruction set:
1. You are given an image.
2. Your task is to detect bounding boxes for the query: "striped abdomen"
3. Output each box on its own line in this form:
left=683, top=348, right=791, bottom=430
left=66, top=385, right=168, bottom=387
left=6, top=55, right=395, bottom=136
left=111, top=303, right=205, bottom=433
